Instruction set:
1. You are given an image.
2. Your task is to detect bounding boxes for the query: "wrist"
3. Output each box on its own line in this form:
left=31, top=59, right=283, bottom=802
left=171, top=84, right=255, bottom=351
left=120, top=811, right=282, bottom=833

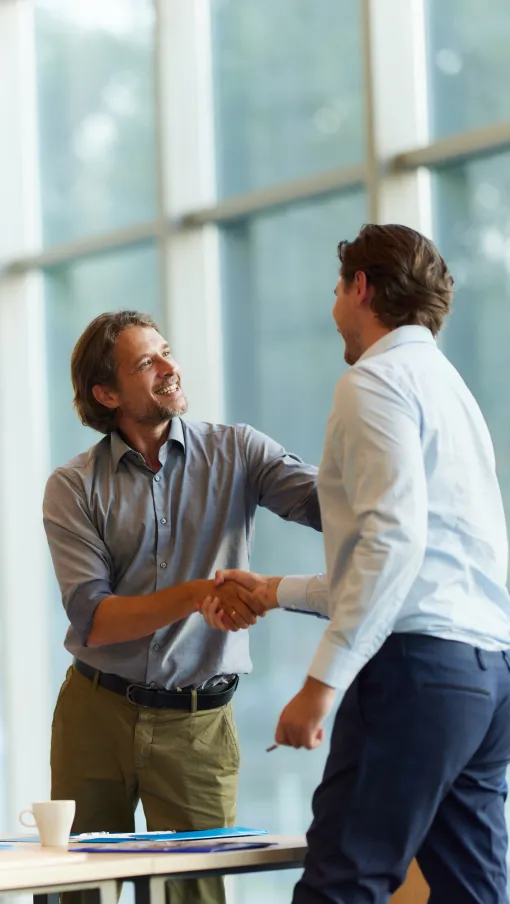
left=267, top=576, right=283, bottom=609
left=303, top=675, right=336, bottom=700
left=188, top=579, right=214, bottom=610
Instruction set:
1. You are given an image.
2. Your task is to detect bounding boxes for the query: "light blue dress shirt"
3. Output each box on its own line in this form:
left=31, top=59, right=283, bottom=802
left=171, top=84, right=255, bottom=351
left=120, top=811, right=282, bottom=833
left=278, top=326, right=510, bottom=695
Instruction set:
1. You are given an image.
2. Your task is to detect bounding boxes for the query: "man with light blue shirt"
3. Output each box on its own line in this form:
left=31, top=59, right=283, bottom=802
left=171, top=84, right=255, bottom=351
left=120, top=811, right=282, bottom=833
left=202, top=224, right=510, bottom=903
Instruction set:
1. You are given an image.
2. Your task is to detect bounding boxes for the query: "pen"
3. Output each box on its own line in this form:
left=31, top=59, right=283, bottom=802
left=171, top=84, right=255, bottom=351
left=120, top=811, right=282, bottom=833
left=266, top=744, right=278, bottom=752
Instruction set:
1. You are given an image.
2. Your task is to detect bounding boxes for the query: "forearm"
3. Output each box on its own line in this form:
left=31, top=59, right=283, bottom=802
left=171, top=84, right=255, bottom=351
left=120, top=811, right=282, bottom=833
left=88, top=579, right=213, bottom=647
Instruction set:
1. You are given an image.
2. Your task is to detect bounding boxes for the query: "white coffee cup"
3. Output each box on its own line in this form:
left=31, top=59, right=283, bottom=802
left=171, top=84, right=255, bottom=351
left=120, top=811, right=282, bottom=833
left=19, top=800, right=76, bottom=847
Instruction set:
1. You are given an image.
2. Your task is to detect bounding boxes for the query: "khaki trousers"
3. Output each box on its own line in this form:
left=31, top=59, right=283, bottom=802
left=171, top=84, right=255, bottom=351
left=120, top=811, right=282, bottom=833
left=51, top=666, right=240, bottom=904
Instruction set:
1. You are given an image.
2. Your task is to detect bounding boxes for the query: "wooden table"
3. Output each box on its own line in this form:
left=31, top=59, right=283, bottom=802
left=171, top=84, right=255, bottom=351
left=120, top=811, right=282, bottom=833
left=0, top=836, right=303, bottom=904
left=0, top=839, right=428, bottom=904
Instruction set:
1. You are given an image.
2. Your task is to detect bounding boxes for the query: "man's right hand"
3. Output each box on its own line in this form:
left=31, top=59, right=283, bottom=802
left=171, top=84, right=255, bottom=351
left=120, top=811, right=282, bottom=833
left=199, top=571, right=283, bottom=632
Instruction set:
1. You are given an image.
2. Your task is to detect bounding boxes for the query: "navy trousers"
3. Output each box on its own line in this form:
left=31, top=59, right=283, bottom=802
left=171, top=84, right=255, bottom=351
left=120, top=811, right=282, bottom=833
left=293, top=634, right=510, bottom=904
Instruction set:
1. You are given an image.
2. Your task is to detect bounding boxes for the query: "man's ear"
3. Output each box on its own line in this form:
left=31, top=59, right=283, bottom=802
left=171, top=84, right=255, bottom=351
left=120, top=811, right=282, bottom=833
left=92, top=384, right=119, bottom=411
left=354, top=271, right=376, bottom=309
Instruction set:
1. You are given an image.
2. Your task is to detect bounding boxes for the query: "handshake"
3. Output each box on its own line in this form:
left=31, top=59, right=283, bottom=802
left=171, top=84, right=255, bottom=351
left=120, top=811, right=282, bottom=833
left=197, top=569, right=283, bottom=632
left=196, top=569, right=337, bottom=750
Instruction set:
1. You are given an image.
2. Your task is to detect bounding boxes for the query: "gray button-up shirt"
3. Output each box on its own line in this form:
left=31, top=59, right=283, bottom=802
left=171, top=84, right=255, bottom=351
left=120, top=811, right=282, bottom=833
left=43, top=418, right=321, bottom=688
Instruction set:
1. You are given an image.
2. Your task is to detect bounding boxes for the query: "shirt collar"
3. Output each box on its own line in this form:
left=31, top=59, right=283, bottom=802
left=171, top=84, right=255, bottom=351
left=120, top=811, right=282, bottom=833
left=110, top=417, right=186, bottom=472
left=358, top=325, right=436, bottom=364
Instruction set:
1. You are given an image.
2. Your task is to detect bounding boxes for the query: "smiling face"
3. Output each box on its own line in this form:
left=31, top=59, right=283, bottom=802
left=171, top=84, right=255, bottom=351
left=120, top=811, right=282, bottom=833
left=92, top=325, right=188, bottom=428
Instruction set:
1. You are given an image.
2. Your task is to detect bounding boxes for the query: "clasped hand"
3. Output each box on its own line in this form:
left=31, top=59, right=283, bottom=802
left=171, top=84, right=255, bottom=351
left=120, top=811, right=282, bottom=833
left=198, top=569, right=281, bottom=632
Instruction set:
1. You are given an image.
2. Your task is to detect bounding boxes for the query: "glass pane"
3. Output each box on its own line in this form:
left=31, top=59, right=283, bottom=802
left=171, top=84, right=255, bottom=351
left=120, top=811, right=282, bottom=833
left=220, top=191, right=366, bottom=904
left=433, top=152, right=510, bottom=546
left=35, top=0, right=157, bottom=246
left=427, top=0, right=510, bottom=138
left=211, top=0, right=364, bottom=198
left=44, top=242, right=162, bottom=692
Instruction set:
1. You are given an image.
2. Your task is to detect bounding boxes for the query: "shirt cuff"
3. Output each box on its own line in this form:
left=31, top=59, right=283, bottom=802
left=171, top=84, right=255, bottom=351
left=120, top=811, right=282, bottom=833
left=277, top=575, right=313, bottom=609
left=307, top=632, right=368, bottom=692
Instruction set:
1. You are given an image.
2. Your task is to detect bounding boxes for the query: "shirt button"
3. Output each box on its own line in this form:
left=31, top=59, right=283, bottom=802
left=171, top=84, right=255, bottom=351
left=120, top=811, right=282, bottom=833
left=160, top=517, right=167, bottom=524
left=154, top=475, right=160, bottom=482
left=160, top=561, right=167, bottom=569
left=153, top=644, right=160, bottom=652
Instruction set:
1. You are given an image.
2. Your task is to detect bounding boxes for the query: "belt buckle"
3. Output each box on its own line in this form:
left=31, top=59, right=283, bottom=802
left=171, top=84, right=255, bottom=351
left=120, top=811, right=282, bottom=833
left=126, top=683, right=148, bottom=706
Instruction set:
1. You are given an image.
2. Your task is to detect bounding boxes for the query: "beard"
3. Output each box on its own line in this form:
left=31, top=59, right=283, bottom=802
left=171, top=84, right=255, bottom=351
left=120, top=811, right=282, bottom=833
left=136, top=390, right=189, bottom=425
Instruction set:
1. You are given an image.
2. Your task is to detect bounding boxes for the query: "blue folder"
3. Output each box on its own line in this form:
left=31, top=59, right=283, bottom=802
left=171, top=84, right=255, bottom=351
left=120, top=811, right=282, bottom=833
left=3, top=826, right=267, bottom=844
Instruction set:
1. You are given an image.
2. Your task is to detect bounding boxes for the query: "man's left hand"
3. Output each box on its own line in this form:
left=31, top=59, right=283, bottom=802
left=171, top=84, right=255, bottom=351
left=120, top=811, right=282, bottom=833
left=275, top=677, right=337, bottom=750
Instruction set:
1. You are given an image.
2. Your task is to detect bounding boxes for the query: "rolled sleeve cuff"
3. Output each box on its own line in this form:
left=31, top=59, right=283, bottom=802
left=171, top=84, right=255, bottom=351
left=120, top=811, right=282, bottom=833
left=277, top=575, right=313, bottom=609
left=307, top=633, right=368, bottom=692
left=66, top=579, right=113, bottom=646
left=277, top=574, right=329, bottom=619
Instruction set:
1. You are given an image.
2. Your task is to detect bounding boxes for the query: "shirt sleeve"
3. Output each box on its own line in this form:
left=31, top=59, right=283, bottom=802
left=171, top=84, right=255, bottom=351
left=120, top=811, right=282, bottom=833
left=308, top=365, right=428, bottom=692
left=240, top=425, right=321, bottom=531
left=277, top=573, right=330, bottom=619
left=43, top=468, right=114, bottom=645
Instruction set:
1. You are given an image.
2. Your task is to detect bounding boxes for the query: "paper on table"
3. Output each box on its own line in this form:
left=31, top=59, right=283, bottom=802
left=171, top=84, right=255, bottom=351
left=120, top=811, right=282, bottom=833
left=71, top=839, right=272, bottom=854
left=70, top=827, right=267, bottom=844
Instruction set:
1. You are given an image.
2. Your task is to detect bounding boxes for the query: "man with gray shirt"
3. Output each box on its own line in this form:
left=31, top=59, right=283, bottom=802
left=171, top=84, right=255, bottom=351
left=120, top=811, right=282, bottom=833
left=43, top=310, right=320, bottom=904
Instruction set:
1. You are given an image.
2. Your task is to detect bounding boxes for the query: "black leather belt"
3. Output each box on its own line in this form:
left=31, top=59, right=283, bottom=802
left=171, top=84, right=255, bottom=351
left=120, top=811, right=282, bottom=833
left=74, top=659, right=239, bottom=712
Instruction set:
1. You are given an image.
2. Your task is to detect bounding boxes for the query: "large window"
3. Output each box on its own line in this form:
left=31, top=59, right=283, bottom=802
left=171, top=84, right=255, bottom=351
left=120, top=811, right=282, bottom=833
left=35, top=0, right=157, bottom=245
left=427, top=0, right=510, bottom=137
left=2, top=0, right=510, bottom=898
left=211, top=0, right=364, bottom=197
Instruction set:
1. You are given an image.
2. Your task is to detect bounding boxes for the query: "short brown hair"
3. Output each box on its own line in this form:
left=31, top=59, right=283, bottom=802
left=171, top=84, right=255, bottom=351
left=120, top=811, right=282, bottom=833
left=338, top=224, right=454, bottom=336
left=71, top=310, right=161, bottom=434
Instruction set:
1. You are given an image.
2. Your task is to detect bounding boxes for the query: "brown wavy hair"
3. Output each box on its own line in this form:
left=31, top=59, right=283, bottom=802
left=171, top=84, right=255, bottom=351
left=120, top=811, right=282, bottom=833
left=71, top=310, right=161, bottom=434
left=338, top=224, right=454, bottom=336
